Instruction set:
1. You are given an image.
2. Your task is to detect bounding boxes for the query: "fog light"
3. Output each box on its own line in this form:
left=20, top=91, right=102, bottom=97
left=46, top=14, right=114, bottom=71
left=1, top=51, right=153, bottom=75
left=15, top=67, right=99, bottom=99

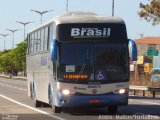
left=119, top=89, right=125, bottom=94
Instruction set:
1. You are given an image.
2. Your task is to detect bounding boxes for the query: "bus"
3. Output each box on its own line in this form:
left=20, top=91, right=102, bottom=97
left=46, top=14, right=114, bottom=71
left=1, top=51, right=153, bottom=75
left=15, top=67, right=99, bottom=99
left=27, top=12, right=137, bottom=114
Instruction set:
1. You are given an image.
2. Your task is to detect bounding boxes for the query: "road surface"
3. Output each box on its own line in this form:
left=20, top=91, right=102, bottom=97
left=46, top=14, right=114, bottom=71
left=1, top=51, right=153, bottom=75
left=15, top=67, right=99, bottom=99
left=0, top=77, right=160, bottom=120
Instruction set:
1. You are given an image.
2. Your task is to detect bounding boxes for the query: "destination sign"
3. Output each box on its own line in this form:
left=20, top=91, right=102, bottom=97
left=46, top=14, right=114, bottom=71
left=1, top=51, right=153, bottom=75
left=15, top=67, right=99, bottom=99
left=64, top=74, right=88, bottom=79
left=56, top=23, right=127, bottom=43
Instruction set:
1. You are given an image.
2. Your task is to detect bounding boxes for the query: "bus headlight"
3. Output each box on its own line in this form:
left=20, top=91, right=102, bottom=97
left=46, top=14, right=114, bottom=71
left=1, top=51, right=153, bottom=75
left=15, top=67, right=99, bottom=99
left=114, top=88, right=126, bottom=94
left=119, top=89, right=126, bottom=94
left=61, top=89, right=70, bottom=95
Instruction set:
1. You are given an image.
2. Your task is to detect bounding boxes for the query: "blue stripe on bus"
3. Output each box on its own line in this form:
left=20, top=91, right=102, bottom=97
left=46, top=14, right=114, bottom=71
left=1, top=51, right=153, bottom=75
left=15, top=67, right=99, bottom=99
left=57, top=93, right=128, bottom=107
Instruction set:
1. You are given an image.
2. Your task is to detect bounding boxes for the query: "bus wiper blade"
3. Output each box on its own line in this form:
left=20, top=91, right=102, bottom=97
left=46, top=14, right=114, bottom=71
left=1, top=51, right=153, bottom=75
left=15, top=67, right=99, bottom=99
left=76, top=63, right=86, bottom=82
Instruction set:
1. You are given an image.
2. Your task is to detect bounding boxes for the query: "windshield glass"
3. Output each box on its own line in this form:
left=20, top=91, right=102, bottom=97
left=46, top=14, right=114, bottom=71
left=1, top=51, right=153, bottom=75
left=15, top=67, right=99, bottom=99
left=57, top=43, right=129, bottom=83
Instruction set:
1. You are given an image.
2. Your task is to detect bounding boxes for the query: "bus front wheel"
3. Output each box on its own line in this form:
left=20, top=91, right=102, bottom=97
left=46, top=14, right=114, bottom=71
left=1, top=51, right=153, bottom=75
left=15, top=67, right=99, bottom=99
left=48, top=87, right=61, bottom=113
left=32, top=83, right=42, bottom=107
left=107, top=106, right=118, bottom=115
left=52, top=105, right=61, bottom=113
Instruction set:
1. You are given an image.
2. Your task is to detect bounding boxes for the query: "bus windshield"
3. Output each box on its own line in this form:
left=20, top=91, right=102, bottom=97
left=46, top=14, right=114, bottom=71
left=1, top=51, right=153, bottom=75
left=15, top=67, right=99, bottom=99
left=58, top=43, right=129, bottom=83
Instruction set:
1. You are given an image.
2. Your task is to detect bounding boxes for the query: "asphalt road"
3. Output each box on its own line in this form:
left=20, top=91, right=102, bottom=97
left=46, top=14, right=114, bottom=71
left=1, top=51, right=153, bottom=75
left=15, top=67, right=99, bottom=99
left=0, top=77, right=160, bottom=120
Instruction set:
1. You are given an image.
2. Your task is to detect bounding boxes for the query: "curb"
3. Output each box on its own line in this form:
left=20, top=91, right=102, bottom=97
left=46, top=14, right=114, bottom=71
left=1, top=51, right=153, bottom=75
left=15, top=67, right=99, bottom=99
left=0, top=75, right=27, bottom=81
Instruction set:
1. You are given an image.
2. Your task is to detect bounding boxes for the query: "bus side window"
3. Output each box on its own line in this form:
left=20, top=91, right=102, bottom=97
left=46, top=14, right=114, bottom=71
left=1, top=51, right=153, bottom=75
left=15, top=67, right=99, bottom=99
left=48, top=24, right=54, bottom=50
left=37, top=30, right=41, bottom=52
left=44, top=27, right=49, bottom=51
left=41, top=29, right=44, bottom=51
left=34, top=31, right=38, bottom=53
left=27, top=35, right=30, bottom=54
left=31, top=33, right=34, bottom=53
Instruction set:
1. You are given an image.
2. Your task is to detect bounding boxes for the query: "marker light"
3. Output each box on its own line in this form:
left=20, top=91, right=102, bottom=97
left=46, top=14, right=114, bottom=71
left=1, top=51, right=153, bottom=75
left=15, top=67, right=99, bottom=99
left=119, top=89, right=126, bottom=94
left=61, top=89, right=70, bottom=95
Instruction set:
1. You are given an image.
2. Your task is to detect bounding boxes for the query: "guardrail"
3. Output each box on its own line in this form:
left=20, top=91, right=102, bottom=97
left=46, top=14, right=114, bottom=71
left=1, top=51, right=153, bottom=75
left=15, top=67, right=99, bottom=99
left=129, top=85, right=160, bottom=98
left=0, top=74, right=159, bottom=97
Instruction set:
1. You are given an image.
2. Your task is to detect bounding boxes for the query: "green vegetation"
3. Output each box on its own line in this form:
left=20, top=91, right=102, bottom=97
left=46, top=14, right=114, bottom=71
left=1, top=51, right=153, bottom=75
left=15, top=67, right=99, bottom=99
left=0, top=40, right=26, bottom=76
left=139, top=0, right=160, bottom=25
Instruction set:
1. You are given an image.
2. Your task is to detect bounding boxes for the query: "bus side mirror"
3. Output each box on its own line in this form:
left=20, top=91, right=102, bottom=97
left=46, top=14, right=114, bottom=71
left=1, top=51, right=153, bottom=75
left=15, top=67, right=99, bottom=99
left=50, top=40, right=57, bottom=61
left=128, top=39, right=137, bottom=61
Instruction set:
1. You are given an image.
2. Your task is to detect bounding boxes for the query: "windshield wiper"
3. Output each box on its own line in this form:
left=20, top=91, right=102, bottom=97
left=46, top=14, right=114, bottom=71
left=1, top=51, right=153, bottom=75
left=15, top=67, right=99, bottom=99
left=76, top=63, right=86, bottom=82
left=76, top=48, right=90, bottom=82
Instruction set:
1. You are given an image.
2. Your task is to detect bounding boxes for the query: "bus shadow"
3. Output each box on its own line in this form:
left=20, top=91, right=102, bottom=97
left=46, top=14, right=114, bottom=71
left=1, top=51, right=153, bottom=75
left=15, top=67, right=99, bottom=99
left=62, top=107, right=108, bottom=115
left=62, top=104, right=160, bottom=116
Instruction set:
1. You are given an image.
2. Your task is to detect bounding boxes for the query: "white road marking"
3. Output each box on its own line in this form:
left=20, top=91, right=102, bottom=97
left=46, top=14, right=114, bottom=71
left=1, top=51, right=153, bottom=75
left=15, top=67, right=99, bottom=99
left=0, top=83, right=27, bottom=91
left=0, top=94, right=66, bottom=120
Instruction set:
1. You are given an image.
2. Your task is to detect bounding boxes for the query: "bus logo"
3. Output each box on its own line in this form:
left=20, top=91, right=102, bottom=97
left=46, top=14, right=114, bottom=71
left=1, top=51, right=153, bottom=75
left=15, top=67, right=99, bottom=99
left=92, top=89, right=97, bottom=94
left=71, top=28, right=111, bottom=38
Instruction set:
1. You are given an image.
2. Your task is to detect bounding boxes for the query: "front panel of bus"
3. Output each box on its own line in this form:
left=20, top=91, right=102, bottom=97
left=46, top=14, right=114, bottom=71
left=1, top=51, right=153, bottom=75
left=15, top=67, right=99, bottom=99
left=52, top=23, right=129, bottom=107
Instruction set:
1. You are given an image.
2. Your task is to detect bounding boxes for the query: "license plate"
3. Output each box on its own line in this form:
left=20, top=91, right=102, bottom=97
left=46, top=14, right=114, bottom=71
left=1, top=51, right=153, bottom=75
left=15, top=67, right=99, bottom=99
left=88, top=98, right=102, bottom=103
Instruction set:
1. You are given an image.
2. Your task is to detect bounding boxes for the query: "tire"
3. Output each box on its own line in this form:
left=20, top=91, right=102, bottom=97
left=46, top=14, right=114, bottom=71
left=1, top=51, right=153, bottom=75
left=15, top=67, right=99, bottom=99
left=48, top=87, right=61, bottom=113
left=30, top=83, right=33, bottom=99
left=32, top=83, right=42, bottom=107
left=52, top=105, right=61, bottom=113
left=108, top=106, right=118, bottom=115
left=48, top=86, right=52, bottom=105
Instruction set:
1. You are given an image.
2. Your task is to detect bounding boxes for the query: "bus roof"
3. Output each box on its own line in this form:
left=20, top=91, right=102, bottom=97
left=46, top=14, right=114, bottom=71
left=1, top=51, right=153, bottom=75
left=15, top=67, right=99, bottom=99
left=55, top=12, right=125, bottom=25
left=28, top=12, right=125, bottom=34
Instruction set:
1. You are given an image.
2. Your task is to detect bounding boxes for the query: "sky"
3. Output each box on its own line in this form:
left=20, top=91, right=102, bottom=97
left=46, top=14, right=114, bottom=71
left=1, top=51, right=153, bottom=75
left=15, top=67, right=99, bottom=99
left=0, top=0, right=159, bottom=51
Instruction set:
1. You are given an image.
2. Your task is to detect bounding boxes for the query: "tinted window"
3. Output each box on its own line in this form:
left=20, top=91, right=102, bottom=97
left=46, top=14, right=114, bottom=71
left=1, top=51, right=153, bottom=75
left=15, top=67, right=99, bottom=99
left=58, top=43, right=129, bottom=83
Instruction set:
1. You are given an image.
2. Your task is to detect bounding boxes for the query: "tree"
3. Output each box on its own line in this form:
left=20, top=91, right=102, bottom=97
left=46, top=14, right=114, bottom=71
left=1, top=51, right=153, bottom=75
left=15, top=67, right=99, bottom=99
left=0, top=40, right=26, bottom=76
left=138, top=0, right=160, bottom=25
left=0, top=50, right=11, bottom=72
left=14, top=40, right=26, bottom=73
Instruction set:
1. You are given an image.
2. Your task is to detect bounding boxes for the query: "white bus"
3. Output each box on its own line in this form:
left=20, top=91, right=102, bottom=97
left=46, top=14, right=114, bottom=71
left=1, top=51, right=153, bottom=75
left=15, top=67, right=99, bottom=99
left=27, top=12, right=137, bottom=114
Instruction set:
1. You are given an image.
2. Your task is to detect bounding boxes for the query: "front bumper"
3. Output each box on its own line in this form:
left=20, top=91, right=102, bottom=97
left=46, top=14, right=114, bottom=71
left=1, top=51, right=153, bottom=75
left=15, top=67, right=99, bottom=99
left=57, top=92, right=128, bottom=107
